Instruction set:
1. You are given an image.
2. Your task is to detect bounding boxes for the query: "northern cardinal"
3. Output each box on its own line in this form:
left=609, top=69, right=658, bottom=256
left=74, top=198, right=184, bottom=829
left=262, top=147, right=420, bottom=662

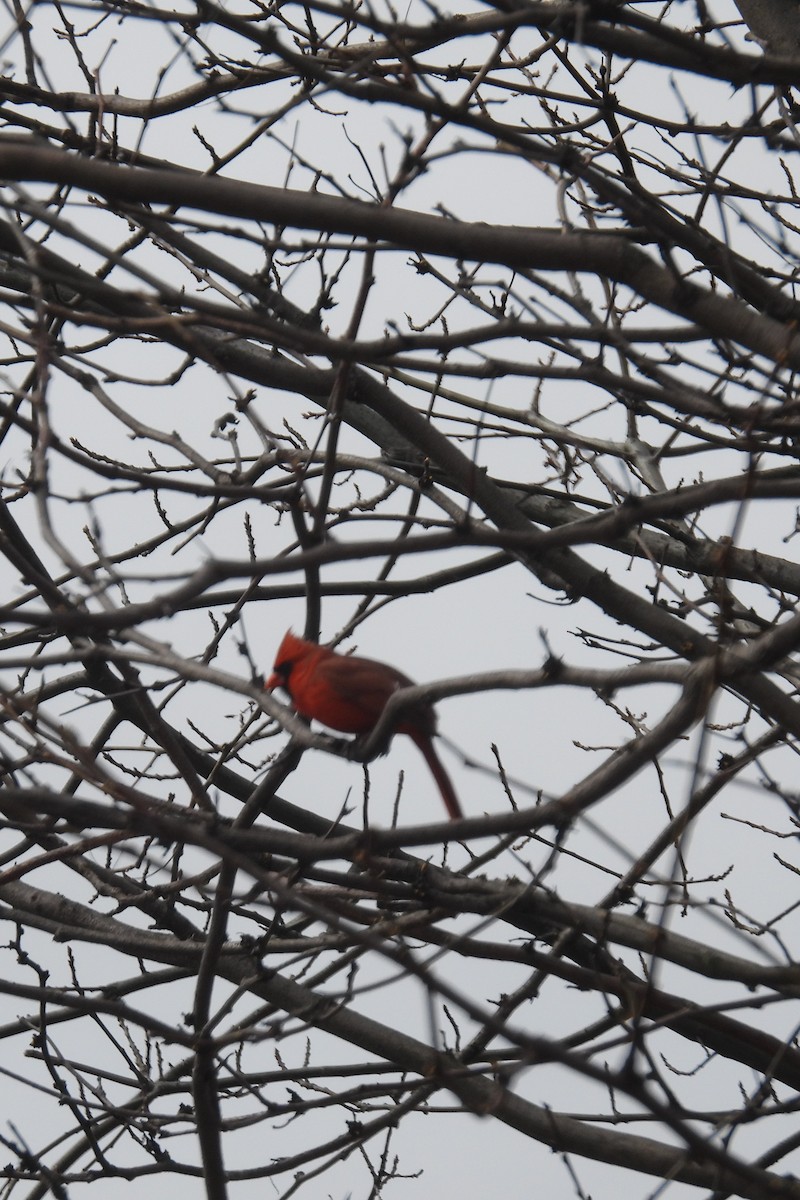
left=267, top=630, right=463, bottom=820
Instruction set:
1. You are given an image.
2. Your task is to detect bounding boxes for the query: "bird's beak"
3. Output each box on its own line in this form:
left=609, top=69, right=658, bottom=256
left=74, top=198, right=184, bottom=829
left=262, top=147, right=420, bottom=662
left=266, top=671, right=281, bottom=691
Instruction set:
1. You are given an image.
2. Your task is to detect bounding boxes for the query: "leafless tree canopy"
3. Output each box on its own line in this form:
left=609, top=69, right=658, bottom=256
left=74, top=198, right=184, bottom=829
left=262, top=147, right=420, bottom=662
left=3, top=0, right=800, bottom=1196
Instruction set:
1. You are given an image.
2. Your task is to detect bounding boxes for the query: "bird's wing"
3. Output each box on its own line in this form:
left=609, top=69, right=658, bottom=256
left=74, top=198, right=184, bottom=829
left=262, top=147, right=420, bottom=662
left=316, top=654, right=407, bottom=708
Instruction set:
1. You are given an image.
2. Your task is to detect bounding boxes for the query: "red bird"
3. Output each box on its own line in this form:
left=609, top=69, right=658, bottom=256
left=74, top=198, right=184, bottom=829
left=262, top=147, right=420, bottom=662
left=267, top=630, right=463, bottom=820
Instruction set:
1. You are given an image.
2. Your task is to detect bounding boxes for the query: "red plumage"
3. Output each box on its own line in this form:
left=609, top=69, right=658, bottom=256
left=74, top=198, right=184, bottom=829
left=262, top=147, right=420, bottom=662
left=267, top=631, right=462, bottom=820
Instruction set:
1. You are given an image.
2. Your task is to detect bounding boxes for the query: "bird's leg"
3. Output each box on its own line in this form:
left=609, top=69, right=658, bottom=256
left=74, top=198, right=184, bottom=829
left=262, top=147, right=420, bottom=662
left=347, top=728, right=394, bottom=761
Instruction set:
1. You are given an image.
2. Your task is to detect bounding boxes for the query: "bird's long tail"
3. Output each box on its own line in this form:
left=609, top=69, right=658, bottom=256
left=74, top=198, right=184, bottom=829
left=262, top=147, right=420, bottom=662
left=409, top=731, right=463, bottom=820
